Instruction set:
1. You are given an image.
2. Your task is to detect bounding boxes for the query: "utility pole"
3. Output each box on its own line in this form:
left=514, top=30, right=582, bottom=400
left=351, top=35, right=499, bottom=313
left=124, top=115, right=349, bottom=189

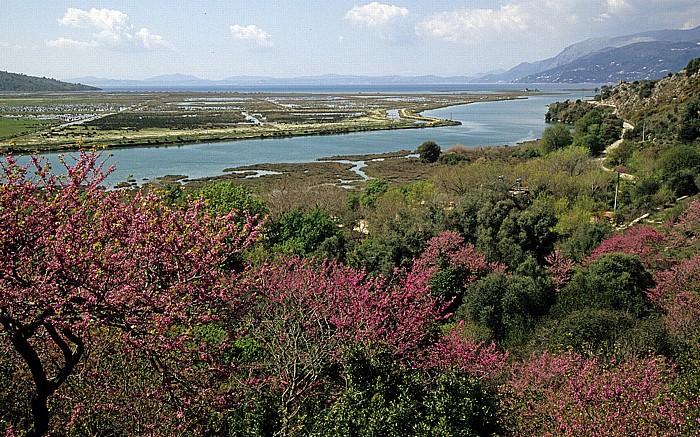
left=613, top=170, right=621, bottom=212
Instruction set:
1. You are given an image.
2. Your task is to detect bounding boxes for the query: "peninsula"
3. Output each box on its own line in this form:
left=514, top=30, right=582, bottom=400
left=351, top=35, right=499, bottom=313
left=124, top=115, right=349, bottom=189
left=0, top=90, right=524, bottom=153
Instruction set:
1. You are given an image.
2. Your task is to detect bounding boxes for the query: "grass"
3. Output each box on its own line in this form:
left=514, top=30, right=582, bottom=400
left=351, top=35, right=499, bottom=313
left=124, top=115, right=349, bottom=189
left=0, top=117, right=57, bottom=140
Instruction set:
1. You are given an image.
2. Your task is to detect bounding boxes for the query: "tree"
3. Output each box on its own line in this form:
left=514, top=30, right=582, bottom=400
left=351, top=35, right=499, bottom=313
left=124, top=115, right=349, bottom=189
left=356, top=178, right=388, bottom=208
left=457, top=270, right=554, bottom=345
left=503, top=352, right=698, bottom=436
left=268, top=206, right=345, bottom=259
left=678, top=98, right=700, bottom=143
left=658, top=145, right=700, bottom=196
left=231, top=256, right=445, bottom=436
left=684, top=57, right=700, bottom=76
left=570, top=107, right=622, bottom=155
left=588, top=225, right=667, bottom=269
left=539, top=253, right=662, bottom=355
left=650, top=254, right=700, bottom=346
left=316, top=348, right=503, bottom=437
left=554, top=253, right=655, bottom=318
left=540, top=123, right=573, bottom=153
left=195, top=181, right=268, bottom=220
left=417, top=141, right=441, bottom=163
left=412, top=231, right=504, bottom=309
left=0, top=152, right=261, bottom=435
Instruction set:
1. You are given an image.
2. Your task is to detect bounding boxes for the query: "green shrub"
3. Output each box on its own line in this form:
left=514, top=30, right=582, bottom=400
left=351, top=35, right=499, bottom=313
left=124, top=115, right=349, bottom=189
left=417, top=141, right=441, bottom=163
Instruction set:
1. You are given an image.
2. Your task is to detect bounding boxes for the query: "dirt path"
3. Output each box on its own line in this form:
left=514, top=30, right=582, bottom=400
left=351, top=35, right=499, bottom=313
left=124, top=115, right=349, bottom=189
left=598, top=121, right=636, bottom=180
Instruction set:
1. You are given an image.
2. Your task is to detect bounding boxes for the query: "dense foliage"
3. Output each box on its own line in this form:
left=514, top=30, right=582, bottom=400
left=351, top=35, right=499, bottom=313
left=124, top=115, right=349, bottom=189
left=416, top=140, right=441, bottom=163
left=545, top=100, right=622, bottom=155
left=3, top=64, right=700, bottom=435
left=0, top=71, right=97, bottom=92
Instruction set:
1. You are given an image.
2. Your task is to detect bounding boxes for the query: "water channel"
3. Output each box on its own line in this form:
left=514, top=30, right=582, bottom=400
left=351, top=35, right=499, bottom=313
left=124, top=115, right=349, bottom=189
left=31, top=88, right=595, bottom=186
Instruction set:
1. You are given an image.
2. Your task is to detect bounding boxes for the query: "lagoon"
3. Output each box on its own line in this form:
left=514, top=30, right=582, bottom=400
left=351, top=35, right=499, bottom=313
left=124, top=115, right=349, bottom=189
left=34, top=88, right=594, bottom=186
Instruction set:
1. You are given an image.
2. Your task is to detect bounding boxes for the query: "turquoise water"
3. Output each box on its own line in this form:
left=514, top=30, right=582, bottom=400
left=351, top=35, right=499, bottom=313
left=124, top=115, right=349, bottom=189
left=31, top=89, right=593, bottom=186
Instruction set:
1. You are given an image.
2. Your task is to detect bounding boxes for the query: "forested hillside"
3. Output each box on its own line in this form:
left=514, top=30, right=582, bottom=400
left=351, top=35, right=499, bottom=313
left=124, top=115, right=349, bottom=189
left=598, top=58, right=700, bottom=202
left=0, top=71, right=98, bottom=92
left=481, top=25, right=700, bottom=83
left=2, top=61, right=700, bottom=436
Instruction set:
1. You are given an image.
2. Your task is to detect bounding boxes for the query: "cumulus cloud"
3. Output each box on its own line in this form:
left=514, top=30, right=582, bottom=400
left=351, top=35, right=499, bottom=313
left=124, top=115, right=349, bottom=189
left=59, top=7, right=129, bottom=30
left=345, top=2, right=409, bottom=27
left=230, top=24, right=273, bottom=47
left=416, top=1, right=700, bottom=47
left=416, top=5, right=528, bottom=43
left=50, top=8, right=171, bottom=50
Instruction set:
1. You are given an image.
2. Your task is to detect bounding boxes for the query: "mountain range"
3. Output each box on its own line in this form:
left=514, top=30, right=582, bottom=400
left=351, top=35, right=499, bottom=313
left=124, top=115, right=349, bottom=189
left=2, top=25, right=700, bottom=91
left=66, top=73, right=482, bottom=89
left=479, top=25, right=700, bottom=83
left=68, top=25, right=700, bottom=88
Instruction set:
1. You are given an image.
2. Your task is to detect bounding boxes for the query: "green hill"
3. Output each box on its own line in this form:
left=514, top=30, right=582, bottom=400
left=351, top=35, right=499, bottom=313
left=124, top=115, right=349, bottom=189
left=599, top=57, right=700, bottom=145
left=0, top=71, right=99, bottom=91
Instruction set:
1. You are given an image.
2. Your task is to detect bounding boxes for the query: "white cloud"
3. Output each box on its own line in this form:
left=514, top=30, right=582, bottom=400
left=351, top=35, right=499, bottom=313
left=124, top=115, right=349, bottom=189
left=59, top=8, right=129, bottom=30
left=137, top=28, right=170, bottom=49
left=416, top=5, right=528, bottom=43
left=46, top=37, right=98, bottom=49
left=598, top=0, right=632, bottom=20
left=230, top=24, right=273, bottom=47
left=53, top=8, right=171, bottom=50
left=606, top=0, right=629, bottom=13
left=345, top=2, right=409, bottom=27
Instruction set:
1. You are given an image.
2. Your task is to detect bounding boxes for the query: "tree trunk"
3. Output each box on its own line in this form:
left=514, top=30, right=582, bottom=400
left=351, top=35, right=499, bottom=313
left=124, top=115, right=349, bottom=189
left=28, top=391, right=51, bottom=437
left=7, top=323, right=84, bottom=437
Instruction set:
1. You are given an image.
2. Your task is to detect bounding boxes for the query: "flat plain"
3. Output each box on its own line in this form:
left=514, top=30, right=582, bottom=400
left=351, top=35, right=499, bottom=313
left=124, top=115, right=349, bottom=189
left=0, top=90, right=520, bottom=152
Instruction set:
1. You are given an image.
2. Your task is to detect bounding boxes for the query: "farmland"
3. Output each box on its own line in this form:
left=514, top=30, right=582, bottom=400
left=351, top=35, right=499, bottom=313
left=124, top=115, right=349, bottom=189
left=0, top=90, right=519, bottom=152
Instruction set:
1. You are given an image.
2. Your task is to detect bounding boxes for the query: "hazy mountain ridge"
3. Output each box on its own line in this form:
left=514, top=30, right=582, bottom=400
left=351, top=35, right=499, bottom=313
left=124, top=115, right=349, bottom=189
left=514, top=41, right=700, bottom=83
left=69, top=73, right=482, bottom=89
left=23, top=25, right=700, bottom=89
left=0, top=71, right=98, bottom=92
left=480, top=25, right=700, bottom=83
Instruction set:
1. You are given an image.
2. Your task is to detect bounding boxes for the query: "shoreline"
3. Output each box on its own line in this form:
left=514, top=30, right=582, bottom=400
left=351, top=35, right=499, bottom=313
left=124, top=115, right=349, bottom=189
left=9, top=117, right=461, bottom=155
left=1, top=92, right=525, bottom=155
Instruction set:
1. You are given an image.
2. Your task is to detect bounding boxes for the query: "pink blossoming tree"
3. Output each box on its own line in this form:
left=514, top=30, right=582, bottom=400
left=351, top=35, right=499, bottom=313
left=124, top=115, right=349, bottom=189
left=0, top=153, right=261, bottom=436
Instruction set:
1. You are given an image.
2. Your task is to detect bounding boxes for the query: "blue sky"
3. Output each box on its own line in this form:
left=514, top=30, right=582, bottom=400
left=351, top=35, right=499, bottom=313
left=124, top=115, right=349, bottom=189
left=1, top=1, right=698, bottom=80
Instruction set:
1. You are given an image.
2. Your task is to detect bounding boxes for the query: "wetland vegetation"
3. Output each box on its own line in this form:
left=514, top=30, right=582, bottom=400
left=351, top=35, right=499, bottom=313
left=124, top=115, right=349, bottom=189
left=0, top=90, right=520, bottom=153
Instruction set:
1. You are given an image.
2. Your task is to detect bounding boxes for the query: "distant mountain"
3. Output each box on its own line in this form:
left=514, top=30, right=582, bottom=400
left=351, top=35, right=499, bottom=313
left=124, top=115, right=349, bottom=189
left=514, top=41, right=700, bottom=83
left=480, top=25, right=700, bottom=84
left=69, top=74, right=481, bottom=90
left=0, top=71, right=98, bottom=92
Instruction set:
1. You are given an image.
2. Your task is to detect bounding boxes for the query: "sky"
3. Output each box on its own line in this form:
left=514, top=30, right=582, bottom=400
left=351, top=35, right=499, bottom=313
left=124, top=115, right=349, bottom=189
left=1, top=1, right=699, bottom=80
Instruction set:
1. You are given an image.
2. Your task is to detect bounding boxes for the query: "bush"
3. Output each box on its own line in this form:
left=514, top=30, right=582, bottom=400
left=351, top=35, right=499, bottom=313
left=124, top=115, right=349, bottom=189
left=457, top=270, right=554, bottom=345
left=439, top=152, right=469, bottom=165
left=553, top=253, right=655, bottom=318
left=315, top=348, right=502, bottom=437
left=269, top=207, right=345, bottom=258
left=417, top=141, right=441, bottom=163
left=540, top=123, right=573, bottom=153
left=195, top=181, right=267, bottom=221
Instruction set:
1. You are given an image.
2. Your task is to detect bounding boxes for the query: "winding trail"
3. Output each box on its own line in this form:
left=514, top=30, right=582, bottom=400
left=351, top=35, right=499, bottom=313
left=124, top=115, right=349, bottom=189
left=598, top=121, right=636, bottom=180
